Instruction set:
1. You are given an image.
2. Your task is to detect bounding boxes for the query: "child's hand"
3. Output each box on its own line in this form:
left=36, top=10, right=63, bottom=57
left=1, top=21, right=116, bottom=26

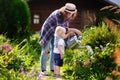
left=60, top=54, right=64, bottom=59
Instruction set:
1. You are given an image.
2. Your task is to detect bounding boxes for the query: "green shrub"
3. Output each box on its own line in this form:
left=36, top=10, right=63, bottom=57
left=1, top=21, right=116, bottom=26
left=0, top=33, right=41, bottom=79
left=81, top=22, right=118, bottom=48
left=0, top=0, right=31, bottom=38
left=63, top=22, right=120, bottom=80
left=64, top=44, right=116, bottom=80
left=64, top=48, right=94, bottom=80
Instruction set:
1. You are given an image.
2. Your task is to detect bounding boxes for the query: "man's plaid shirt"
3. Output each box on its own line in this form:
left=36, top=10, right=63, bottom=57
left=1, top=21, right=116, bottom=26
left=40, top=10, right=70, bottom=48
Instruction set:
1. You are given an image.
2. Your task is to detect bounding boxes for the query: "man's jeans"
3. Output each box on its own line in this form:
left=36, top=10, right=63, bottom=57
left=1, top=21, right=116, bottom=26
left=40, top=38, right=54, bottom=71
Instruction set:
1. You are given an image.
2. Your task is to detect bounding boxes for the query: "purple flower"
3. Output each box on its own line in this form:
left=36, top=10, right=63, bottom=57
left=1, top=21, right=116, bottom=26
left=21, top=62, right=25, bottom=74
left=3, top=44, right=12, bottom=52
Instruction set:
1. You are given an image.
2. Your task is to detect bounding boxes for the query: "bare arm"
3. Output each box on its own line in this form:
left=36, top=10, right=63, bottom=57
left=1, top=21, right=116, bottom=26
left=58, top=45, right=64, bottom=59
left=68, top=28, right=82, bottom=36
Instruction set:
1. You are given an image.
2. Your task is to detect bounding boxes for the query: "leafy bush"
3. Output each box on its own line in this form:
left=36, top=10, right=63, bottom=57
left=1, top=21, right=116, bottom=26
left=63, top=22, right=120, bottom=80
left=0, top=33, right=41, bottom=79
left=0, top=0, right=31, bottom=38
left=81, top=22, right=118, bottom=48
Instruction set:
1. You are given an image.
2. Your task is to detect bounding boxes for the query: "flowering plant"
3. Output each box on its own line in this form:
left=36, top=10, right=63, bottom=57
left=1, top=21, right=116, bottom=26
left=0, top=44, right=12, bottom=52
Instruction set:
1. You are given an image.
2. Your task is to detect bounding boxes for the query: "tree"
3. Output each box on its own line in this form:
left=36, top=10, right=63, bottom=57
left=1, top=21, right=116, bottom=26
left=0, top=0, right=31, bottom=38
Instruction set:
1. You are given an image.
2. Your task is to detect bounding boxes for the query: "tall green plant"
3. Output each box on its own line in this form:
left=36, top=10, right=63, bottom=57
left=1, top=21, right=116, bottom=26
left=0, top=0, right=31, bottom=38
left=81, top=22, right=118, bottom=48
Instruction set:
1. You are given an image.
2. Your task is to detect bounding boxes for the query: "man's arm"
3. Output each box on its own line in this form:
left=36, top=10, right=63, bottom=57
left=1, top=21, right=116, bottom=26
left=68, top=28, right=82, bottom=36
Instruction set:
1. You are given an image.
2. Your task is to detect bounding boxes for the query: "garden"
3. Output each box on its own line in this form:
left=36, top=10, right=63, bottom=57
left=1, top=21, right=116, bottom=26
left=0, top=0, right=120, bottom=80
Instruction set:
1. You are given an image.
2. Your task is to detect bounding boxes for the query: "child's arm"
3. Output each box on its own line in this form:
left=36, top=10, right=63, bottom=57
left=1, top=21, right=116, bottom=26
left=58, top=45, right=64, bottom=59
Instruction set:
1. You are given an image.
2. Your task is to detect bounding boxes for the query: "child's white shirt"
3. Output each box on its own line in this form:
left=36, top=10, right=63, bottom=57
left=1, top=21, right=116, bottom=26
left=53, top=38, right=65, bottom=54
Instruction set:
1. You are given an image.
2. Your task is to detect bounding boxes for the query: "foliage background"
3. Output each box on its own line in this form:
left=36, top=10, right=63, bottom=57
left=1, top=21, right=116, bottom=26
left=0, top=0, right=31, bottom=39
left=0, top=1, right=120, bottom=79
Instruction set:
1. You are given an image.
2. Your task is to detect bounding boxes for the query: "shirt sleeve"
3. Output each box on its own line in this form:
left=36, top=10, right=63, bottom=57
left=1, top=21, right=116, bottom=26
left=58, top=39, right=64, bottom=46
left=40, top=10, right=57, bottom=47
